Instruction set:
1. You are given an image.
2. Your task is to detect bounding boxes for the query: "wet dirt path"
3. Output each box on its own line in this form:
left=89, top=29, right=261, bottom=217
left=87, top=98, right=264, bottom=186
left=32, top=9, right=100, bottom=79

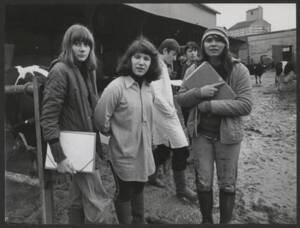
left=5, top=70, right=297, bottom=224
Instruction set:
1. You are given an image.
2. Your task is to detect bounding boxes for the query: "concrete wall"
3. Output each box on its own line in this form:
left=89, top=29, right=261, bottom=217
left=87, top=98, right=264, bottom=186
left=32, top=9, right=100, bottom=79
left=229, top=20, right=270, bottom=37
left=238, top=29, right=296, bottom=64
left=246, top=6, right=263, bottom=21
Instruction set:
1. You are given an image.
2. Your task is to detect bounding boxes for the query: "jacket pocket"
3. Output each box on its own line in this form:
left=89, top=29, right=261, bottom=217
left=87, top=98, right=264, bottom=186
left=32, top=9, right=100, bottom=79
left=220, top=117, right=243, bottom=144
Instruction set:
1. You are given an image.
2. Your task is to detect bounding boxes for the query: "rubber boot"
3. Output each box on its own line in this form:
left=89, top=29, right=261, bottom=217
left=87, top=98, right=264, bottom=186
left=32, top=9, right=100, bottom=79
left=131, top=191, right=146, bottom=224
left=148, top=167, right=165, bottom=188
left=219, top=190, right=235, bottom=224
left=68, top=207, right=85, bottom=224
left=173, top=170, right=197, bottom=202
left=197, top=191, right=214, bottom=224
left=114, top=200, right=132, bottom=224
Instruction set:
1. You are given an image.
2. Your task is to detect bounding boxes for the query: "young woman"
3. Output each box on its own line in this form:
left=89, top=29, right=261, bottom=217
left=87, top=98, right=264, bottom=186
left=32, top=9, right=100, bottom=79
left=176, top=27, right=252, bottom=224
left=41, top=24, right=110, bottom=224
left=94, top=37, right=161, bottom=224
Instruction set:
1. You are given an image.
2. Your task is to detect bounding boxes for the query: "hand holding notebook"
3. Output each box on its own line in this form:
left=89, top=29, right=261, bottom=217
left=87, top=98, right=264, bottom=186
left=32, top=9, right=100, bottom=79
left=182, top=61, right=236, bottom=100
left=45, top=131, right=96, bottom=173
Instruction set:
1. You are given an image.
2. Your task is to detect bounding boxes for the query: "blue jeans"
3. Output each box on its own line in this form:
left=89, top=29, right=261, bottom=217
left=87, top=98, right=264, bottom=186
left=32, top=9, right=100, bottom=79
left=192, top=134, right=241, bottom=193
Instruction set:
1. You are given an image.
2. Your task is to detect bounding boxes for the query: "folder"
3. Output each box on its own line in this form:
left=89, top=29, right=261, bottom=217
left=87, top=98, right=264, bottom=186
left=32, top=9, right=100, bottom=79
left=45, top=131, right=96, bottom=173
left=182, top=61, right=236, bottom=100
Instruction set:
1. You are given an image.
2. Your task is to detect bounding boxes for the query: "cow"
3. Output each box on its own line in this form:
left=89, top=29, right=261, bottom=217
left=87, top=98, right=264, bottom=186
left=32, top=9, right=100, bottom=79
left=5, top=65, right=48, bottom=176
left=254, top=63, right=265, bottom=85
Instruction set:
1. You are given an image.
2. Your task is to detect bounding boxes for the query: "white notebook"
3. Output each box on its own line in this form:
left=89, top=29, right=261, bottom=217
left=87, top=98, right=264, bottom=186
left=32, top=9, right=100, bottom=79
left=45, top=131, right=96, bottom=173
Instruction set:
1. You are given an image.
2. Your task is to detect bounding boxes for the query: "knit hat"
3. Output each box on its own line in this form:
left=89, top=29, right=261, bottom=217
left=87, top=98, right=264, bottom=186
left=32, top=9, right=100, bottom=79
left=201, top=26, right=229, bottom=49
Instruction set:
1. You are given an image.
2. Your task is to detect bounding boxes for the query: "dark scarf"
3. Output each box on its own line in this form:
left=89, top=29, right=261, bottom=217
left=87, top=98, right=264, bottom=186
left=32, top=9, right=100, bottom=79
left=131, top=74, right=144, bottom=88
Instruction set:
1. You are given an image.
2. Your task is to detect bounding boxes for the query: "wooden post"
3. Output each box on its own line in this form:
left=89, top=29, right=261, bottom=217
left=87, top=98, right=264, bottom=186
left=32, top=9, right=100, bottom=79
left=32, top=77, right=53, bottom=224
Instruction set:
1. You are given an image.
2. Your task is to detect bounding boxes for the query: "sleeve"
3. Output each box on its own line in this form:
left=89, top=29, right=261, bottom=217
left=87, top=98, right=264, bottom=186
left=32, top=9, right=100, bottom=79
left=209, top=64, right=253, bottom=116
left=40, top=65, right=67, bottom=163
left=175, top=84, right=204, bottom=108
left=151, top=62, right=177, bottom=117
left=152, top=82, right=177, bottom=117
left=93, top=80, right=121, bottom=136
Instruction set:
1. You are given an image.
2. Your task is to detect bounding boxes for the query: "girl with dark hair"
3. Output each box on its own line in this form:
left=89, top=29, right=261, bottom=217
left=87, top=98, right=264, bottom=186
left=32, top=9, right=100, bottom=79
left=41, top=24, right=110, bottom=224
left=94, top=36, right=161, bottom=224
left=176, top=26, right=252, bottom=224
left=181, top=41, right=200, bottom=80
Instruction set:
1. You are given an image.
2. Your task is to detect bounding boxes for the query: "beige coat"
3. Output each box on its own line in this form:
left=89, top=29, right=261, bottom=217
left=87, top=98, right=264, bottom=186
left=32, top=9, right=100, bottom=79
left=94, top=76, right=155, bottom=182
left=151, top=59, right=188, bottom=148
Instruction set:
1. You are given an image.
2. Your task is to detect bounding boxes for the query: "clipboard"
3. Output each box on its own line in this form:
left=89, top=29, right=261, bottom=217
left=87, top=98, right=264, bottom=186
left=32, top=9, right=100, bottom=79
left=45, top=131, right=96, bottom=173
left=182, top=61, right=236, bottom=100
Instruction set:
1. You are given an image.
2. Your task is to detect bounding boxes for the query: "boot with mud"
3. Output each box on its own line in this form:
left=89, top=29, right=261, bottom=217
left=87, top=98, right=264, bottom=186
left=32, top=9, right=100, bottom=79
left=173, top=170, right=197, bottom=202
left=131, top=191, right=146, bottom=224
left=219, top=190, right=235, bottom=224
left=148, top=167, right=165, bottom=188
left=68, top=206, right=85, bottom=224
left=114, top=200, right=132, bottom=224
left=197, top=190, right=214, bottom=224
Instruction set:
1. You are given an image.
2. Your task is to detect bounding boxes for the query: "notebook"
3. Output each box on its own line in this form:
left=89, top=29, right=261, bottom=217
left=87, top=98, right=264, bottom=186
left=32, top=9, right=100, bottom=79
left=182, top=61, right=236, bottom=100
left=45, top=131, right=96, bottom=173
left=171, top=80, right=183, bottom=87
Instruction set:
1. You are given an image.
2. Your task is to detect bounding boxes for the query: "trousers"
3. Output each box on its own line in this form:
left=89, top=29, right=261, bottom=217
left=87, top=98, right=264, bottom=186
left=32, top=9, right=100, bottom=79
left=192, top=134, right=241, bottom=193
left=153, top=144, right=189, bottom=171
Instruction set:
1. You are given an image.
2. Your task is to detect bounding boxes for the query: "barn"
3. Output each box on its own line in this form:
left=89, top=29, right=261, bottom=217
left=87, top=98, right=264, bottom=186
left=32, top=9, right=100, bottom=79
left=4, top=3, right=219, bottom=88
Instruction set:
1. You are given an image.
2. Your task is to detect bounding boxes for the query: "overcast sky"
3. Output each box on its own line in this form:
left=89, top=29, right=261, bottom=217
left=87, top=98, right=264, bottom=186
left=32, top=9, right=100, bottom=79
left=205, top=4, right=296, bottom=32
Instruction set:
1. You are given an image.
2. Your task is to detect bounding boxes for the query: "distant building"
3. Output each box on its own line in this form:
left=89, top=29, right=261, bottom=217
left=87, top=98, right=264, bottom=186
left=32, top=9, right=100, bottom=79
left=238, top=28, right=296, bottom=65
left=228, top=6, right=271, bottom=37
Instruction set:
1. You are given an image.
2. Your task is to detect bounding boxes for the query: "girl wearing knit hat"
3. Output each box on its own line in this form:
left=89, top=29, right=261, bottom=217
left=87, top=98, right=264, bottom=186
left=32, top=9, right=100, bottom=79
left=176, top=26, right=252, bottom=224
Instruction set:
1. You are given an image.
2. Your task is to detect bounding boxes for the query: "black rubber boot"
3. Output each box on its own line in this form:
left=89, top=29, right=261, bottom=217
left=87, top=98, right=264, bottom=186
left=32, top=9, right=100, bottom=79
left=68, top=207, right=85, bottom=224
left=173, top=170, right=197, bottom=202
left=148, top=168, right=165, bottom=188
left=114, top=200, right=132, bottom=224
left=197, top=190, right=214, bottom=224
left=219, top=190, right=235, bottom=224
left=131, top=191, right=146, bottom=224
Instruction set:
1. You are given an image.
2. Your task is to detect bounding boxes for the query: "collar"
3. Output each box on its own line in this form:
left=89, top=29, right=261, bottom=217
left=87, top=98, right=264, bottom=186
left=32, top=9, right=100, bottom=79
left=124, top=76, right=136, bottom=89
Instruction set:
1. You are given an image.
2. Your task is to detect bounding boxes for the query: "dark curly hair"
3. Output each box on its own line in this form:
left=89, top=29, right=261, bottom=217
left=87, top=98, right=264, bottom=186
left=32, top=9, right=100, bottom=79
left=117, top=36, right=161, bottom=83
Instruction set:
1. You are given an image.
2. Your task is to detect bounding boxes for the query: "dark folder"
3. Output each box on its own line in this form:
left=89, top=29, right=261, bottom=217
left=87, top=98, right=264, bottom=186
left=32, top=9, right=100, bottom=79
left=182, top=61, right=236, bottom=100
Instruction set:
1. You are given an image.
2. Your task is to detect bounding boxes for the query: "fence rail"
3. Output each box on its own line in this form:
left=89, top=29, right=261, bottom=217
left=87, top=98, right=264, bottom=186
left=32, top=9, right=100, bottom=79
left=5, top=83, right=33, bottom=94
left=5, top=78, right=53, bottom=224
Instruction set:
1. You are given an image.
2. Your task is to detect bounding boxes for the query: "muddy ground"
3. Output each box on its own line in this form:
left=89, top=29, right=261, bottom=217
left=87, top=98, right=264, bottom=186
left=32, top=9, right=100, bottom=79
left=5, top=70, right=297, bottom=224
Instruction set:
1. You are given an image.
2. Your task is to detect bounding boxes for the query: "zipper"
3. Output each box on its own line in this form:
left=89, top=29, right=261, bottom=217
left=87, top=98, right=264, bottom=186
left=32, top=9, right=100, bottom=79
left=139, top=83, right=144, bottom=123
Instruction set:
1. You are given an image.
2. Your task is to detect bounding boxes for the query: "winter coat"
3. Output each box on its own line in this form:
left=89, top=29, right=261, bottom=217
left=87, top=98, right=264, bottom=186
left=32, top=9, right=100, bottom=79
left=175, top=60, right=252, bottom=144
left=41, top=60, right=100, bottom=162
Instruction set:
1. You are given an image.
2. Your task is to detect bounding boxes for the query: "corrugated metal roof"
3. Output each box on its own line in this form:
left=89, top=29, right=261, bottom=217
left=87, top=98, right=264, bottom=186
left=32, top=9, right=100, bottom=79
left=245, top=28, right=296, bottom=37
left=229, top=19, right=271, bottom=31
left=125, top=3, right=217, bottom=28
left=228, top=20, right=255, bottom=31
